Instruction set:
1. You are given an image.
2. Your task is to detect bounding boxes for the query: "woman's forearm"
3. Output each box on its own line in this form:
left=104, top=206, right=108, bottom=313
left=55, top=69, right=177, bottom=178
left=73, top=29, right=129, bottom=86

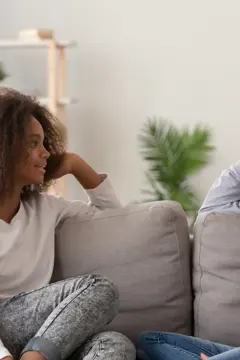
left=69, top=153, right=103, bottom=189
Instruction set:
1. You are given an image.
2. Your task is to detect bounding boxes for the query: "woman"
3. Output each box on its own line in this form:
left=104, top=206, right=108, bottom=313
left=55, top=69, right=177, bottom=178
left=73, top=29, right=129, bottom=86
left=137, top=332, right=239, bottom=359
left=0, top=88, right=135, bottom=360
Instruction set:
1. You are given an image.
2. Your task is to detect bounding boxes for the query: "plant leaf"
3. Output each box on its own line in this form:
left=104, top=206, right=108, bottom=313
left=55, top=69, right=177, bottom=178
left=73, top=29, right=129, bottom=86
left=139, top=118, right=215, bottom=216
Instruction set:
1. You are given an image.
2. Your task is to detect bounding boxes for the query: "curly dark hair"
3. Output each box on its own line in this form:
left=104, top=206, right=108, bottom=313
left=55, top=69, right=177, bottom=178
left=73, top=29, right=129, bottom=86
left=0, top=88, right=67, bottom=199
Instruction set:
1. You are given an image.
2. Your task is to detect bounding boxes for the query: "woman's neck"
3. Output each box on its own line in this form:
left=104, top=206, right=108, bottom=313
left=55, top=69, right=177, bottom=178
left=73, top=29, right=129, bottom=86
left=0, top=188, right=22, bottom=224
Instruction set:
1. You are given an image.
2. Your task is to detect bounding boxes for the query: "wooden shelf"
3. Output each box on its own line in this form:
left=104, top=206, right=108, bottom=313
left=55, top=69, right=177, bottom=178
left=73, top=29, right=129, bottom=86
left=38, top=97, right=78, bottom=106
left=0, top=40, right=77, bottom=49
left=0, top=30, right=77, bottom=196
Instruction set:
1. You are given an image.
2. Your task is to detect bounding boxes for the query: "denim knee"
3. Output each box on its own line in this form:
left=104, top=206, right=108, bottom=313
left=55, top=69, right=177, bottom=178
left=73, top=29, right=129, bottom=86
left=138, top=331, right=168, bottom=346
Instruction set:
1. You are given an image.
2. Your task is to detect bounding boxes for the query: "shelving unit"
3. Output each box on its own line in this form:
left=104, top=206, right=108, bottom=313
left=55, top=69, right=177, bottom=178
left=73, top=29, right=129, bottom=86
left=0, top=33, right=78, bottom=196
left=0, top=39, right=77, bottom=48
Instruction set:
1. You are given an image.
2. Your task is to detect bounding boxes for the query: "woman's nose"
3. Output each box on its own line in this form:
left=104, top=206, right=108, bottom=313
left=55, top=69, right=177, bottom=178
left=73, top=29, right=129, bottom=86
left=42, top=147, right=50, bottom=159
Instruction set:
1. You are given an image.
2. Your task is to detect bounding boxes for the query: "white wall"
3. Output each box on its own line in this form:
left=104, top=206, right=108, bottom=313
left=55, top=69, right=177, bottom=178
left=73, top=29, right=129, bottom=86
left=0, top=0, right=240, bottom=204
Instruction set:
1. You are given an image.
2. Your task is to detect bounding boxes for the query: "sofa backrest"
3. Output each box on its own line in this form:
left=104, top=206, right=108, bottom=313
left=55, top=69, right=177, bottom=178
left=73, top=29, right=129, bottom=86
left=193, top=211, right=240, bottom=346
left=53, top=201, right=192, bottom=342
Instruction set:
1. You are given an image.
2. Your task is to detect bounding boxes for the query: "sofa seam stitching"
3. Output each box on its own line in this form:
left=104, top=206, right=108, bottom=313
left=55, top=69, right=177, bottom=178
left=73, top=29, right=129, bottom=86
left=195, top=212, right=212, bottom=336
left=58, top=203, right=183, bottom=225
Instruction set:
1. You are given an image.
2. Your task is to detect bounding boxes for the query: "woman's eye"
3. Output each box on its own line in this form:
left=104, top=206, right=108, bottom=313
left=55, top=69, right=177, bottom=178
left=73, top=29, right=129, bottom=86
left=30, top=141, right=39, bottom=148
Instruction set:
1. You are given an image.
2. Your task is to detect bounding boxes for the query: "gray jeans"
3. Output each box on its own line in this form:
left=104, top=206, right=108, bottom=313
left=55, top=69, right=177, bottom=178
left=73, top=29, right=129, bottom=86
left=0, top=275, right=136, bottom=360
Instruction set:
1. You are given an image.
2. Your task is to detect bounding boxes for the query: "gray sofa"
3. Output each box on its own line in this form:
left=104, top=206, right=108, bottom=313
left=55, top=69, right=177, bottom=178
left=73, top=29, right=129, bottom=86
left=52, top=201, right=238, bottom=346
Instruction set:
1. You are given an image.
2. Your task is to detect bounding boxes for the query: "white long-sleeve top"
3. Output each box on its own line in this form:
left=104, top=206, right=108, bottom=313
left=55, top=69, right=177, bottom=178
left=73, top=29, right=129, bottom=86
left=0, top=175, right=121, bottom=358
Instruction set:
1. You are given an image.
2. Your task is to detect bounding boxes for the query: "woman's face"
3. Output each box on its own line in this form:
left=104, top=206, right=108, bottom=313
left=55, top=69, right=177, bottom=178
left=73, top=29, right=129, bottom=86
left=15, top=117, right=50, bottom=186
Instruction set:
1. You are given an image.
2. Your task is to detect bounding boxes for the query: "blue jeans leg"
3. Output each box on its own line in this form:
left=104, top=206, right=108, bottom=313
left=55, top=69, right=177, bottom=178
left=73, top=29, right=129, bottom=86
left=137, top=332, right=234, bottom=360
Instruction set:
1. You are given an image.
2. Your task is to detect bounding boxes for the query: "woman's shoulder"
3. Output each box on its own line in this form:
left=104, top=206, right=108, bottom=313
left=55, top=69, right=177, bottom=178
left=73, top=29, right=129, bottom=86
left=23, top=192, right=67, bottom=211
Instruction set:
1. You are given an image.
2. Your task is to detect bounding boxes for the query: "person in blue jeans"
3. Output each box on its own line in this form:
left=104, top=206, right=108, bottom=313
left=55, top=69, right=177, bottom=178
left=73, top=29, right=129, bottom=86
left=138, top=161, right=240, bottom=360
left=137, top=332, right=239, bottom=360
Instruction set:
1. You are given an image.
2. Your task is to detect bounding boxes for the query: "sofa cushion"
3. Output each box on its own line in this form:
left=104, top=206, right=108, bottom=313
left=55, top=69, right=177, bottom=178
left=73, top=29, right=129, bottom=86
left=193, top=211, right=240, bottom=346
left=53, top=201, right=192, bottom=342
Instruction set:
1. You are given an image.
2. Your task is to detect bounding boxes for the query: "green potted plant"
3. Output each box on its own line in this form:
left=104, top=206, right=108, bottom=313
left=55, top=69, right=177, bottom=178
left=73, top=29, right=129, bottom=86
left=139, top=117, right=215, bottom=226
left=0, top=63, right=7, bottom=82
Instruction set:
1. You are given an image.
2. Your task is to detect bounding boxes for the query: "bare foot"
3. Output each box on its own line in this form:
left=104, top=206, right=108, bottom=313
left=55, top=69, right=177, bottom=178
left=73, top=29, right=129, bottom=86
left=20, top=351, right=46, bottom=360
